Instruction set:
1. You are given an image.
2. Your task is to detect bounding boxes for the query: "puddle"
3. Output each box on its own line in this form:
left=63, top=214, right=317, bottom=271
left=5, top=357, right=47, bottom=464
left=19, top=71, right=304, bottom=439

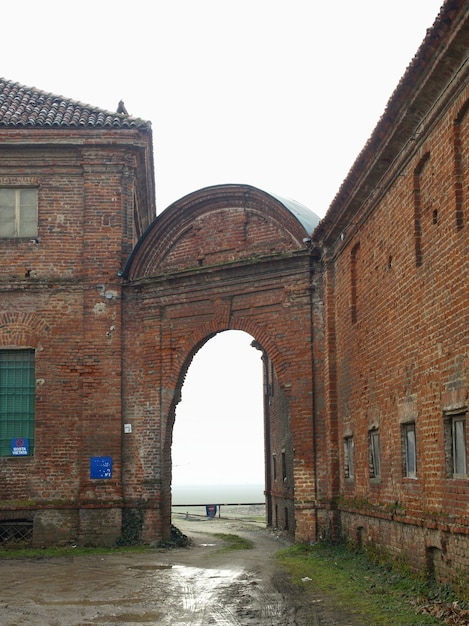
left=92, top=611, right=163, bottom=623
left=0, top=520, right=304, bottom=625
left=127, top=564, right=173, bottom=570
left=32, top=598, right=144, bottom=607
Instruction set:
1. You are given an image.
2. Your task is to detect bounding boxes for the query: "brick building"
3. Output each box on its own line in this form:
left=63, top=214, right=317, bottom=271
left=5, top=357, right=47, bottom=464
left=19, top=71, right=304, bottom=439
left=0, top=85, right=156, bottom=545
left=311, top=0, right=469, bottom=586
left=0, top=0, right=468, bottom=589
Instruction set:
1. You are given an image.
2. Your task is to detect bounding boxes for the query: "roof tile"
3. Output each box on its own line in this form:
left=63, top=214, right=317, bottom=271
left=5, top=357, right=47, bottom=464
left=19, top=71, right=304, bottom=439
left=0, top=78, right=150, bottom=130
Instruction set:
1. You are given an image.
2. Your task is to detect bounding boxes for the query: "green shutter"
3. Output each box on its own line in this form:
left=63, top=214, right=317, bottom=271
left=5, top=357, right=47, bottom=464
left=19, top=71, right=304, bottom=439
left=0, top=350, right=35, bottom=456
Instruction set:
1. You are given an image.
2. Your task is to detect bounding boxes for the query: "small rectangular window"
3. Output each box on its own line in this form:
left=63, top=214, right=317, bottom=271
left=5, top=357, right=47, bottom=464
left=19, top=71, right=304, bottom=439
left=344, top=436, right=354, bottom=479
left=445, top=413, right=467, bottom=478
left=281, top=450, right=287, bottom=481
left=0, top=188, right=38, bottom=238
left=369, top=429, right=381, bottom=480
left=272, top=454, right=277, bottom=481
left=0, top=349, right=35, bottom=456
left=402, top=422, right=417, bottom=478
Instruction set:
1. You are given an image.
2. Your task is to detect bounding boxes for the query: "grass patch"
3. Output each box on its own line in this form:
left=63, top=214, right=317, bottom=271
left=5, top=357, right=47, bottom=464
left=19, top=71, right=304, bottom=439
left=0, top=544, right=155, bottom=560
left=275, top=541, right=457, bottom=625
left=212, top=533, right=253, bottom=553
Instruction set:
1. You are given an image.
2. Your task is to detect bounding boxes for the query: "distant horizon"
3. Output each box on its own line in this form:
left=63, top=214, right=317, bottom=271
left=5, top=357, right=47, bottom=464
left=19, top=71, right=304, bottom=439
left=172, top=482, right=264, bottom=506
left=173, top=480, right=264, bottom=487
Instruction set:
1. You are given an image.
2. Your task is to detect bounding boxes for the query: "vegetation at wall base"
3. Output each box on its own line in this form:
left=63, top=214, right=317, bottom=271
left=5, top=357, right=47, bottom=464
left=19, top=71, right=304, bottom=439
left=115, top=507, right=145, bottom=546
left=275, top=541, right=469, bottom=625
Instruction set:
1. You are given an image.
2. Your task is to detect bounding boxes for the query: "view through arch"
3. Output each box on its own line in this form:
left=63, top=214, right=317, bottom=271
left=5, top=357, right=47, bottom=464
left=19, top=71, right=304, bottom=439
left=172, top=330, right=265, bottom=518
left=123, top=184, right=318, bottom=541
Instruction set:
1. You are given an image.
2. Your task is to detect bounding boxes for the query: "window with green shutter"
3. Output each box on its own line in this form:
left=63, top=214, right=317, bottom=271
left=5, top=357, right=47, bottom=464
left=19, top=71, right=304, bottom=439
left=0, top=350, right=35, bottom=456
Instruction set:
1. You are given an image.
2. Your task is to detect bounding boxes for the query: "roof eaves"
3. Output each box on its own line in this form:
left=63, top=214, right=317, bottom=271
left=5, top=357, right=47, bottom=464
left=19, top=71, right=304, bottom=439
left=313, top=0, right=468, bottom=248
left=0, top=77, right=151, bottom=130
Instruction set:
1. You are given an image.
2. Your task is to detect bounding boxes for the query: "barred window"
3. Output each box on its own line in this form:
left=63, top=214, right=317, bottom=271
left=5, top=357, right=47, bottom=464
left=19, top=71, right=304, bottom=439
left=0, top=350, right=35, bottom=456
left=0, top=188, right=38, bottom=238
left=344, top=436, right=354, bottom=479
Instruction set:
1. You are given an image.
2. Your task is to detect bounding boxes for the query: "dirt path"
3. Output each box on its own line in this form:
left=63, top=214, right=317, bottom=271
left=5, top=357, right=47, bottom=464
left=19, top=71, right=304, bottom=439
left=0, top=515, right=360, bottom=625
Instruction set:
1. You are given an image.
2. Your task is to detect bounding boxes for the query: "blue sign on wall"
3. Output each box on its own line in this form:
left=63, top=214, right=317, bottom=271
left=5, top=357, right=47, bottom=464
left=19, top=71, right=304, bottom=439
left=90, top=456, right=112, bottom=479
left=11, top=438, right=29, bottom=456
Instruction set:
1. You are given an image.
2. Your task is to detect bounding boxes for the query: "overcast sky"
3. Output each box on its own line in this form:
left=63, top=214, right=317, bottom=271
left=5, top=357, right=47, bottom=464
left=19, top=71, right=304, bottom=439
left=2, top=1, right=445, bottom=488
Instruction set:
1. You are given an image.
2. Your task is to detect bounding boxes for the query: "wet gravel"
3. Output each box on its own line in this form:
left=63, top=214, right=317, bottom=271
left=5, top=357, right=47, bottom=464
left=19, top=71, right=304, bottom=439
left=0, top=516, right=361, bottom=625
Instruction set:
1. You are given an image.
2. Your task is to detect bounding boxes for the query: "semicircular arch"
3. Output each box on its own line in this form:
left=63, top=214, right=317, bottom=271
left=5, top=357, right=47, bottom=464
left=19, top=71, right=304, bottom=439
left=124, top=184, right=319, bottom=280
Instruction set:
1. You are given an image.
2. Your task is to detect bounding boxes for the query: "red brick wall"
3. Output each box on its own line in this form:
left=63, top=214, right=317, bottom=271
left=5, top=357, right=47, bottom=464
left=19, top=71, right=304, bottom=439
left=262, top=352, right=295, bottom=535
left=315, top=74, right=469, bottom=582
left=0, top=129, right=154, bottom=546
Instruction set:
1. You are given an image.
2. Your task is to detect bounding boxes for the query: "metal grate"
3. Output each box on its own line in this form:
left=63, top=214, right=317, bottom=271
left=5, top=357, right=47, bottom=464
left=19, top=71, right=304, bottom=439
left=0, top=519, right=33, bottom=545
left=0, top=349, right=35, bottom=456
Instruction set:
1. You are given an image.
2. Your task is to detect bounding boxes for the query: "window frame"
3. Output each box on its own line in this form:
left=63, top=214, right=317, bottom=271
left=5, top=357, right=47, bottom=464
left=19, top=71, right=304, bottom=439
left=344, top=435, right=355, bottom=480
left=402, top=422, right=417, bottom=479
left=444, top=412, right=467, bottom=478
left=0, top=187, right=38, bottom=238
left=369, top=429, right=381, bottom=481
left=0, top=349, right=36, bottom=457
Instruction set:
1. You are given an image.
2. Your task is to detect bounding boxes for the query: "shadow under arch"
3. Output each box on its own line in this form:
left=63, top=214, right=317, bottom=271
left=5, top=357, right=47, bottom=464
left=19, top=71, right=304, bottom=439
left=121, top=183, right=320, bottom=543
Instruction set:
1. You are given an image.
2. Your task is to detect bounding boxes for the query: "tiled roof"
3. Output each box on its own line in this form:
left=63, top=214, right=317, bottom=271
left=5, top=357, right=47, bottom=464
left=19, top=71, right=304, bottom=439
left=0, top=78, right=150, bottom=129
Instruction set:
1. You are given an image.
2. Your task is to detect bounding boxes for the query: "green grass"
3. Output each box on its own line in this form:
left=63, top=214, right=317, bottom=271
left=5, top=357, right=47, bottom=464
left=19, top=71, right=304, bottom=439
left=0, top=544, right=154, bottom=560
left=212, top=533, right=253, bottom=553
left=275, top=542, right=454, bottom=625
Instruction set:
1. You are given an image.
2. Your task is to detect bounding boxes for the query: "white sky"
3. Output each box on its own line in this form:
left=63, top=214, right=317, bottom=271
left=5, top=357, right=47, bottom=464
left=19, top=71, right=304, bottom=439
left=2, top=0, right=445, bottom=486
left=172, top=331, right=264, bottom=486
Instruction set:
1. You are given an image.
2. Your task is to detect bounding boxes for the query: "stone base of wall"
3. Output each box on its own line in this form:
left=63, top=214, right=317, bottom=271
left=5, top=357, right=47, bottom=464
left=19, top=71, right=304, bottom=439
left=33, top=509, right=79, bottom=547
left=78, top=508, right=122, bottom=546
left=142, top=507, right=165, bottom=543
left=336, top=510, right=469, bottom=594
left=270, top=496, right=296, bottom=536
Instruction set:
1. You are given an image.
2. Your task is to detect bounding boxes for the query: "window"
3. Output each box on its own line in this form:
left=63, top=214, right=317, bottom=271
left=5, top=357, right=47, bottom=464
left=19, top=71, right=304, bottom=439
left=344, top=436, right=354, bottom=479
left=0, top=188, right=38, bottom=238
left=350, top=242, right=360, bottom=323
left=272, top=454, right=277, bottom=480
left=369, top=429, right=381, bottom=480
left=281, top=450, right=287, bottom=481
left=0, top=350, right=35, bottom=456
left=402, top=422, right=417, bottom=478
left=445, top=413, right=467, bottom=478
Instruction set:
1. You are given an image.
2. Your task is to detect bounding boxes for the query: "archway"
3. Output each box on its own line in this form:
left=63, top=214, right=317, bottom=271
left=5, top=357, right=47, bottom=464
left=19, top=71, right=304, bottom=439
left=121, top=184, right=320, bottom=542
left=171, top=330, right=264, bottom=519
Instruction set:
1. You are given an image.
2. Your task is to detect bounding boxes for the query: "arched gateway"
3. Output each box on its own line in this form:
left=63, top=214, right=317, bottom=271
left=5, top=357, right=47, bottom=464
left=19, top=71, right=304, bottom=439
left=121, top=184, right=320, bottom=541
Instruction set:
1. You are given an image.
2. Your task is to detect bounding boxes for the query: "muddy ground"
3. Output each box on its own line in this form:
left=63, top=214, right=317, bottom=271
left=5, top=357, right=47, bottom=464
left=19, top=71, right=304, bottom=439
left=0, top=514, right=362, bottom=625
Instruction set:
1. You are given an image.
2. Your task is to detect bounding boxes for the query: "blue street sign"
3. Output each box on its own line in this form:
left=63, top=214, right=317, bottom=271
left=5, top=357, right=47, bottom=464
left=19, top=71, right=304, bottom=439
left=90, top=456, right=112, bottom=479
left=11, top=438, right=29, bottom=456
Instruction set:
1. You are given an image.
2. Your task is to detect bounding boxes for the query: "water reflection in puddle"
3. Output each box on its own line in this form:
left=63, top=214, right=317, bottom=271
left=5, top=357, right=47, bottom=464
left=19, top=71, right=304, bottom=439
left=127, top=564, right=173, bottom=571
left=93, top=611, right=163, bottom=623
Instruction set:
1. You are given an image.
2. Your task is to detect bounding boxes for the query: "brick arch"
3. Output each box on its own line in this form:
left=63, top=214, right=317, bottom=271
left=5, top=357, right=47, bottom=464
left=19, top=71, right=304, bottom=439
left=164, top=317, right=289, bottom=450
left=0, top=311, right=49, bottom=348
left=171, top=314, right=283, bottom=397
left=122, top=184, right=319, bottom=542
left=124, top=184, right=318, bottom=280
